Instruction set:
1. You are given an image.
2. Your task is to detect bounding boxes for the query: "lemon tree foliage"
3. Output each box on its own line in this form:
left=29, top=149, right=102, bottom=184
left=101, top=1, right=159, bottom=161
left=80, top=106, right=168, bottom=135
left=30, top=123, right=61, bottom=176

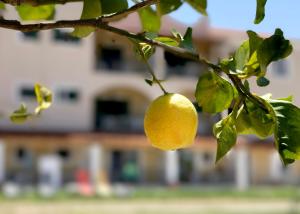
left=16, top=4, right=55, bottom=20
left=254, top=0, right=267, bottom=24
left=10, top=84, right=52, bottom=123
left=268, top=99, right=300, bottom=165
left=1, top=0, right=300, bottom=165
left=71, top=0, right=102, bottom=37
left=195, top=71, right=236, bottom=113
left=213, top=115, right=237, bottom=163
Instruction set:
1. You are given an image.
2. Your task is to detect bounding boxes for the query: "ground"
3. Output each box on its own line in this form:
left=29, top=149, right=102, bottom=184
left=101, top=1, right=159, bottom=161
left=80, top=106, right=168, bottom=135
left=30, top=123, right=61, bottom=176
left=0, top=186, right=300, bottom=214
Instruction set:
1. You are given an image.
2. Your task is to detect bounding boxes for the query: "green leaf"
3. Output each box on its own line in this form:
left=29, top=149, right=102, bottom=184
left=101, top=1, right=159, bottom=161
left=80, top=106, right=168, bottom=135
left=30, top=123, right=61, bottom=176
left=10, top=104, right=30, bottom=124
left=278, top=95, right=293, bottom=102
left=247, top=30, right=263, bottom=55
left=0, top=2, right=5, bottom=10
left=16, top=4, right=55, bottom=21
left=256, top=76, right=270, bottom=87
left=232, top=29, right=292, bottom=79
left=180, top=27, right=195, bottom=52
left=138, top=6, right=161, bottom=32
left=34, top=83, right=53, bottom=114
left=101, top=0, right=128, bottom=15
left=254, top=0, right=267, bottom=24
left=185, top=0, right=207, bottom=16
left=71, top=0, right=101, bottom=38
left=235, top=40, right=250, bottom=71
left=236, top=99, right=275, bottom=138
left=145, top=79, right=153, bottom=86
left=214, top=115, right=237, bottom=163
left=159, top=0, right=183, bottom=15
left=257, top=29, right=293, bottom=75
left=154, top=37, right=179, bottom=47
left=268, top=99, right=300, bottom=165
left=195, top=71, right=235, bottom=113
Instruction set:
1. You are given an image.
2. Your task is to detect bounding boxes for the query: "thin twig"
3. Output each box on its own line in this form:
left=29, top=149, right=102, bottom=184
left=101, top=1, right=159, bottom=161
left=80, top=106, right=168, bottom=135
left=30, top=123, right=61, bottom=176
left=144, top=60, right=168, bottom=95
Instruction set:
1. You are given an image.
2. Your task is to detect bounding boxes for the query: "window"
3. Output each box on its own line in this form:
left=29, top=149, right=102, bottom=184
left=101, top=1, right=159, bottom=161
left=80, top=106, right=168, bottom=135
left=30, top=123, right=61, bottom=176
left=56, top=148, right=71, bottom=161
left=22, top=31, right=39, bottom=40
left=53, top=29, right=81, bottom=44
left=164, top=51, right=202, bottom=76
left=57, top=89, right=80, bottom=102
left=14, top=147, right=33, bottom=167
left=19, top=86, right=35, bottom=100
left=94, top=99, right=129, bottom=131
left=272, top=60, right=289, bottom=77
left=96, top=46, right=123, bottom=70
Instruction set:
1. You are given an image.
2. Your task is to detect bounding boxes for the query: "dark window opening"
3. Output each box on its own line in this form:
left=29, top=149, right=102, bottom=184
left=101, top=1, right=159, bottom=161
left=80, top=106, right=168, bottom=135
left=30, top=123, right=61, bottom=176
left=179, top=150, right=194, bottom=183
left=23, top=31, right=39, bottom=40
left=96, top=46, right=123, bottom=70
left=57, top=149, right=71, bottom=160
left=53, top=30, right=81, bottom=44
left=164, top=51, right=188, bottom=76
left=16, top=148, right=27, bottom=161
left=20, top=86, right=35, bottom=99
left=94, top=99, right=129, bottom=132
left=164, top=51, right=202, bottom=76
left=58, top=89, right=80, bottom=102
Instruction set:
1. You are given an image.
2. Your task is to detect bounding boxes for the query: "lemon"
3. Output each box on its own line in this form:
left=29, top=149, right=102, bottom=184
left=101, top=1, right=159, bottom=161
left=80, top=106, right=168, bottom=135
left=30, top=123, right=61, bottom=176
left=144, top=93, right=198, bottom=150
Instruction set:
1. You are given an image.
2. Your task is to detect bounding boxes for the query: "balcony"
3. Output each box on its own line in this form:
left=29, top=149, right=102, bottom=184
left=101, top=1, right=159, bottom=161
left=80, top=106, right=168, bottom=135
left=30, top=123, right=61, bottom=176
left=95, top=115, right=144, bottom=133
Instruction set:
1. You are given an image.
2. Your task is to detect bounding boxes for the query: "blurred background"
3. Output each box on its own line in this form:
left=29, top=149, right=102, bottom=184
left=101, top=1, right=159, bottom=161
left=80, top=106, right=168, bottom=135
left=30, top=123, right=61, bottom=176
left=0, top=1, right=300, bottom=214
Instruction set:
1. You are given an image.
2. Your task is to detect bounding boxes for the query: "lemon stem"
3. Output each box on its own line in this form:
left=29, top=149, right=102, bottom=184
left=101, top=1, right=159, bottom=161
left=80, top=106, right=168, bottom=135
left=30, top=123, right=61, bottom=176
left=144, top=60, right=168, bottom=95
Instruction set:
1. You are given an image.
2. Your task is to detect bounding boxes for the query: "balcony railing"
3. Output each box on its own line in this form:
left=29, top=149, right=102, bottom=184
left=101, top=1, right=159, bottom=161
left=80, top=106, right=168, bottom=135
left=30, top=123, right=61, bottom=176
left=95, top=115, right=144, bottom=133
left=95, top=114, right=219, bottom=135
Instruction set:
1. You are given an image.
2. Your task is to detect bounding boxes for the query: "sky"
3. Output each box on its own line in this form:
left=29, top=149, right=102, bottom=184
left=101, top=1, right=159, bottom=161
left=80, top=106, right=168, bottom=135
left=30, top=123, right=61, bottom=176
left=170, top=0, right=300, bottom=39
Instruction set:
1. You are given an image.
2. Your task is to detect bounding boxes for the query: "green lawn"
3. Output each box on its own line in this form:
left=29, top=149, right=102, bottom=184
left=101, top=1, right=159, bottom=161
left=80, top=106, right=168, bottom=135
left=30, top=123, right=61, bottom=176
left=0, top=186, right=299, bottom=214
left=1, top=185, right=300, bottom=201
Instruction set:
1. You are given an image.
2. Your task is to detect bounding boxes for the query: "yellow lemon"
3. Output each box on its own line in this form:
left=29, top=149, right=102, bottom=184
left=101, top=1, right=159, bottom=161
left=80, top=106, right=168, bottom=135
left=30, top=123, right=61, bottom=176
left=144, top=93, right=198, bottom=150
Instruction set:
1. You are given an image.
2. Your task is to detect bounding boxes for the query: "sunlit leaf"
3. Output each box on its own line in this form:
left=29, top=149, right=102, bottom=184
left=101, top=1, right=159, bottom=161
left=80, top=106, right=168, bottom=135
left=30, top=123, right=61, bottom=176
left=180, top=27, right=195, bottom=52
left=254, top=0, right=267, bottom=24
left=154, top=37, right=179, bottom=47
left=101, top=0, right=128, bottom=15
left=17, top=4, right=55, bottom=21
left=195, top=71, right=235, bottom=113
left=257, top=29, right=292, bottom=75
left=71, top=0, right=101, bottom=38
left=34, top=83, right=53, bottom=114
left=268, top=99, right=300, bottom=165
left=10, top=104, right=30, bottom=124
left=159, top=0, right=183, bottom=15
left=185, top=0, right=207, bottom=16
left=236, top=99, right=274, bottom=138
left=214, top=115, right=237, bottom=162
left=138, top=6, right=161, bottom=32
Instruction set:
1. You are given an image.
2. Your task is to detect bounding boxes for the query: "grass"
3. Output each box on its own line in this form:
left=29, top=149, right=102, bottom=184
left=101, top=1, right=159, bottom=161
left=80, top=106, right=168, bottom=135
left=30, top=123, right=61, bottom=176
left=0, top=186, right=300, bottom=214
left=0, top=185, right=300, bottom=201
left=132, top=185, right=300, bottom=200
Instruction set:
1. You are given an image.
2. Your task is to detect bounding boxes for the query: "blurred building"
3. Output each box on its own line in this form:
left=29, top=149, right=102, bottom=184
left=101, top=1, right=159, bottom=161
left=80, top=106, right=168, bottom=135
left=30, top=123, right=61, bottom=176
left=0, top=4, right=299, bottom=193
